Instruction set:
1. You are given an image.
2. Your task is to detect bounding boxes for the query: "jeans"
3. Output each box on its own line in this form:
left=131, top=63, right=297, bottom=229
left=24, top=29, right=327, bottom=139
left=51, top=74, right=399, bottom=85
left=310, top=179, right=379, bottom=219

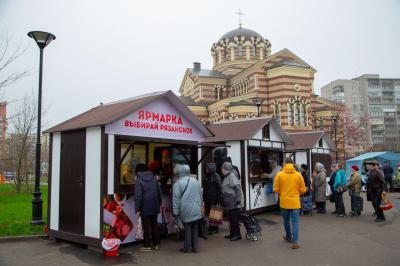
left=183, top=221, right=199, bottom=252
left=335, top=192, right=345, bottom=215
left=228, top=208, right=241, bottom=238
left=142, top=214, right=160, bottom=248
left=281, top=209, right=300, bottom=244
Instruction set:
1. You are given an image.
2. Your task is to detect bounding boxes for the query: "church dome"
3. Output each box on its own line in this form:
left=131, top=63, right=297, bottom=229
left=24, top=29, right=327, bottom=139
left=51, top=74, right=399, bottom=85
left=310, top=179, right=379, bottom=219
left=218, top=27, right=265, bottom=42
left=211, top=26, right=272, bottom=76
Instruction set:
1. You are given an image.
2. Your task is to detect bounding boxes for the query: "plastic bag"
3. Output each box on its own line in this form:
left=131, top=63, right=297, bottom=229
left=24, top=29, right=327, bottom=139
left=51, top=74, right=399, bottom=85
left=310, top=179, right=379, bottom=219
left=380, top=192, right=393, bottom=211
left=135, top=215, right=143, bottom=240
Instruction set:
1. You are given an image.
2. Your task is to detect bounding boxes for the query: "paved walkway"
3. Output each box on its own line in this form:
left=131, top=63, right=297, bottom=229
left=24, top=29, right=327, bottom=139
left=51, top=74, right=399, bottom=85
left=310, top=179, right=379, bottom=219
left=1, top=193, right=400, bottom=266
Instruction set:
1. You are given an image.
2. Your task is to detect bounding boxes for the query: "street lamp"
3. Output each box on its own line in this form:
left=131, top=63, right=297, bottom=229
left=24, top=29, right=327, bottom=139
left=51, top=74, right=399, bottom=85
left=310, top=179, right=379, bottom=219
left=331, top=110, right=339, bottom=162
left=253, top=97, right=264, bottom=117
left=28, top=31, right=56, bottom=224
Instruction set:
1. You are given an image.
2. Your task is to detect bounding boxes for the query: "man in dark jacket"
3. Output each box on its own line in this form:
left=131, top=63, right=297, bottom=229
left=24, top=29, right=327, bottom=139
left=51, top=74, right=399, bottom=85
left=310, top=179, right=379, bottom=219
left=383, top=161, right=394, bottom=192
left=135, top=164, right=162, bottom=251
left=328, top=164, right=338, bottom=214
left=203, top=163, right=222, bottom=234
left=366, top=160, right=386, bottom=222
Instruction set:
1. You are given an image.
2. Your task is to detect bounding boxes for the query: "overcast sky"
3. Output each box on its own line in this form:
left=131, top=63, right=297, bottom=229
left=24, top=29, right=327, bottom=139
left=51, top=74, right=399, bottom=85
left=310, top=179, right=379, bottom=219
left=1, top=0, right=399, bottom=129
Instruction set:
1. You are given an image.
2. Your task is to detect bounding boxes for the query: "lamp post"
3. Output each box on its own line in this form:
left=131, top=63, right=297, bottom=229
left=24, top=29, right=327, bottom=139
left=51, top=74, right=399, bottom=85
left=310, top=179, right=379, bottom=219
left=331, top=112, right=339, bottom=162
left=28, top=31, right=56, bottom=224
left=253, top=97, right=264, bottom=117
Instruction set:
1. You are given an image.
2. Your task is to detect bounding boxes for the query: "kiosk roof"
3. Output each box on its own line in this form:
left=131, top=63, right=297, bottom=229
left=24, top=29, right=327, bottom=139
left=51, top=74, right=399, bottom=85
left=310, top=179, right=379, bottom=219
left=45, top=90, right=213, bottom=137
left=205, top=117, right=292, bottom=143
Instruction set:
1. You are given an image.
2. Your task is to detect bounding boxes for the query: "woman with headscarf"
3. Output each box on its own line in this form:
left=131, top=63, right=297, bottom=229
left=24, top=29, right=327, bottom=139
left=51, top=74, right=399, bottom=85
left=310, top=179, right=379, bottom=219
left=172, top=164, right=202, bottom=253
left=203, top=163, right=222, bottom=234
left=333, top=163, right=347, bottom=217
left=313, top=162, right=327, bottom=214
left=221, top=162, right=243, bottom=241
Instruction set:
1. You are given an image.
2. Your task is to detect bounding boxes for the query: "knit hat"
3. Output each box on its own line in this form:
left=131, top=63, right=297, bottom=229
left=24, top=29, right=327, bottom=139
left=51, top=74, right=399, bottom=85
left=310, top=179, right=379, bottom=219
left=351, top=165, right=359, bottom=171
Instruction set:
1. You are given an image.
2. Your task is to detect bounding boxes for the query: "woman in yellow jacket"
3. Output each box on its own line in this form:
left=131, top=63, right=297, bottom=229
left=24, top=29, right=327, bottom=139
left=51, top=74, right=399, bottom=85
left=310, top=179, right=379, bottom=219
left=273, top=158, right=307, bottom=249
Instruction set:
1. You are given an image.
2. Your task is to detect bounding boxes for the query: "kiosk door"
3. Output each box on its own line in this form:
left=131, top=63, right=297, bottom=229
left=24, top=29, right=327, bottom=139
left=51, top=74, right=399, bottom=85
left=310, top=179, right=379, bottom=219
left=59, top=130, right=86, bottom=234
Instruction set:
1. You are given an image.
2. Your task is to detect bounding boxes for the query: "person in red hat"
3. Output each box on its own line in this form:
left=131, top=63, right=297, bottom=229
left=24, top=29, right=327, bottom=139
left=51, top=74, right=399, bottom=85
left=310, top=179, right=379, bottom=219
left=348, top=165, right=363, bottom=216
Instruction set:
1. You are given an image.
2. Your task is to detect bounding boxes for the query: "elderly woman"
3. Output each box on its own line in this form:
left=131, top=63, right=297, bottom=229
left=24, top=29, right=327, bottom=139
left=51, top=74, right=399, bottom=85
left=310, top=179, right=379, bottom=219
left=172, top=164, right=202, bottom=253
left=221, top=162, right=243, bottom=241
left=313, top=162, right=327, bottom=214
left=348, top=165, right=363, bottom=216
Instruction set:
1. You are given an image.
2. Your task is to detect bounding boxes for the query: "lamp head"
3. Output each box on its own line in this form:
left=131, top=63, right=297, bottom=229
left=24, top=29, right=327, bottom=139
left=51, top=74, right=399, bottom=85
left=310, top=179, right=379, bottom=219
left=28, top=31, right=56, bottom=49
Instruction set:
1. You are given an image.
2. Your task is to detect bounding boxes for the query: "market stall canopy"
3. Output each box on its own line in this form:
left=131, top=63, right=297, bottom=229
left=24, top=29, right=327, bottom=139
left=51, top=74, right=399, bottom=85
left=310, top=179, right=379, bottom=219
left=205, top=117, right=292, bottom=144
left=345, top=151, right=400, bottom=176
left=45, top=90, right=213, bottom=142
left=286, top=131, right=336, bottom=151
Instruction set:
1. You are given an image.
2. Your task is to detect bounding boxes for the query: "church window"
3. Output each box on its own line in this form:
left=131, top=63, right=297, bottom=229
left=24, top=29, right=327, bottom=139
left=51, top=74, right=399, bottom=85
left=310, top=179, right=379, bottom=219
left=277, top=104, right=281, bottom=125
left=224, top=48, right=227, bottom=59
left=300, top=104, right=306, bottom=126
left=319, top=119, right=324, bottom=130
left=253, top=45, right=257, bottom=57
left=288, top=103, right=294, bottom=126
left=293, top=103, right=298, bottom=126
left=238, top=45, right=243, bottom=57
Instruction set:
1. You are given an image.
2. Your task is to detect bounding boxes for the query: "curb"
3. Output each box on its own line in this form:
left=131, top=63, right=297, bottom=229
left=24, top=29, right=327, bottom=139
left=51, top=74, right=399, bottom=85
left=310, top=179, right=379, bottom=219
left=0, top=235, right=47, bottom=243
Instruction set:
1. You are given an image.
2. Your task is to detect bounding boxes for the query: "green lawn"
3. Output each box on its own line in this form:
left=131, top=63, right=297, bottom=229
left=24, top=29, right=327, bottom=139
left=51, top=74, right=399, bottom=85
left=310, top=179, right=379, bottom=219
left=0, top=184, right=48, bottom=237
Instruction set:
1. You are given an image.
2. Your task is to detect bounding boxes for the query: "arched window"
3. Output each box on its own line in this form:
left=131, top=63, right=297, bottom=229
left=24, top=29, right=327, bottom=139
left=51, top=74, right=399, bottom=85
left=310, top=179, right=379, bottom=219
left=288, top=103, right=294, bottom=126
left=277, top=104, right=281, bottom=125
left=224, top=48, right=227, bottom=59
left=293, top=103, right=298, bottom=126
left=253, top=45, right=257, bottom=57
left=301, top=104, right=306, bottom=126
left=238, top=45, right=243, bottom=57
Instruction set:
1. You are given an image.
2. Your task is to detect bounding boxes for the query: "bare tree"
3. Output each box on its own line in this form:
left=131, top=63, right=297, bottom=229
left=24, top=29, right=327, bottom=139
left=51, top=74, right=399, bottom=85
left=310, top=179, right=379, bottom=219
left=0, top=30, right=28, bottom=96
left=6, top=94, right=37, bottom=192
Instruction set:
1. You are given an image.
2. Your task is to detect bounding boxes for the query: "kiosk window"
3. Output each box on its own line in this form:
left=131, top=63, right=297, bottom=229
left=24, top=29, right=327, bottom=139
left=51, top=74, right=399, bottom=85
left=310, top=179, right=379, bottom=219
left=120, top=144, right=146, bottom=185
left=248, top=147, right=282, bottom=179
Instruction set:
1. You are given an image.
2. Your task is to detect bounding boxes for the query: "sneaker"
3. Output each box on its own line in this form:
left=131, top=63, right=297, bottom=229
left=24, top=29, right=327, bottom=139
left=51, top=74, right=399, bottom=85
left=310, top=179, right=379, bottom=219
left=140, top=247, right=152, bottom=252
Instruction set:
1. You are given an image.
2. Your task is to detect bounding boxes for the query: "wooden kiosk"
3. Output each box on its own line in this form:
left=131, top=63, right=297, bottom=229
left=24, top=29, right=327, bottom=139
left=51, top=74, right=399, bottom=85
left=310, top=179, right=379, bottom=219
left=286, top=131, right=335, bottom=176
left=45, top=91, right=214, bottom=247
left=205, top=117, right=292, bottom=213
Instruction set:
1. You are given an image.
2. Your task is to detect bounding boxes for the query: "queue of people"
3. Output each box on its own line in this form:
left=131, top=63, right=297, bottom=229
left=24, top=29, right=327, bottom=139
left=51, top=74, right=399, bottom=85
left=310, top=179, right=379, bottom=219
left=133, top=157, right=392, bottom=254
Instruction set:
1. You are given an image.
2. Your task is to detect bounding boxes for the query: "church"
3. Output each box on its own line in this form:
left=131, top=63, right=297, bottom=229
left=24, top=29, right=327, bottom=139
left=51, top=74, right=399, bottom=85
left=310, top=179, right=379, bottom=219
left=178, top=24, right=344, bottom=162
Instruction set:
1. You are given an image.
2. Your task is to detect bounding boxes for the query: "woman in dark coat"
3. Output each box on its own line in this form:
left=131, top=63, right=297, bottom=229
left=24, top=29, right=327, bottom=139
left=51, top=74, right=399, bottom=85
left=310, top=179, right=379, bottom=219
left=135, top=163, right=162, bottom=251
left=203, top=163, right=222, bottom=234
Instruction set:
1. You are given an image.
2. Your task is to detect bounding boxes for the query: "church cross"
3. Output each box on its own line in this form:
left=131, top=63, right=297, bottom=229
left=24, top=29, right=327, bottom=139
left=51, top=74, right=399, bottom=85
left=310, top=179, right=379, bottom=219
left=235, top=9, right=245, bottom=28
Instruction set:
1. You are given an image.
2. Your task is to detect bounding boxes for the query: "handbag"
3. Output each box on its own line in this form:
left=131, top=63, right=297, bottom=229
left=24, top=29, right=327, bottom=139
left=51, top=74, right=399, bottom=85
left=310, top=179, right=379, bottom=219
left=135, top=215, right=143, bottom=240
left=209, top=205, right=224, bottom=222
left=337, top=186, right=347, bottom=193
left=158, top=209, right=169, bottom=237
left=380, top=192, right=393, bottom=211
